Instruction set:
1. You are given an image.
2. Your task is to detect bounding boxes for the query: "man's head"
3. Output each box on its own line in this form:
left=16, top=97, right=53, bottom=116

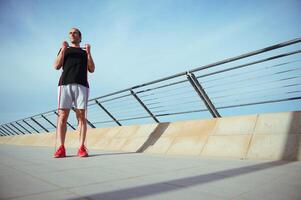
left=69, top=28, right=82, bottom=45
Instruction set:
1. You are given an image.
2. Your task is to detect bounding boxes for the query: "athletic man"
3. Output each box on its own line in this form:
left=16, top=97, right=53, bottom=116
left=53, top=28, right=95, bottom=158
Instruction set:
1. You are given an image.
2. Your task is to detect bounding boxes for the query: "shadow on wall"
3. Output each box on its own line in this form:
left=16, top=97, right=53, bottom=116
left=136, top=122, right=170, bottom=153
left=281, top=111, right=301, bottom=160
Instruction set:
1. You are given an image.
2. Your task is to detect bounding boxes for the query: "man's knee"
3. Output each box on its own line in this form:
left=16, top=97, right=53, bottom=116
left=58, top=115, right=68, bottom=124
left=58, top=110, right=69, bottom=124
left=76, top=110, right=86, bottom=123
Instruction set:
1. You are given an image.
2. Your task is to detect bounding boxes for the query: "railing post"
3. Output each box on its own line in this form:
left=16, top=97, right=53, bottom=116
left=95, top=99, right=122, bottom=126
left=30, top=117, right=49, bottom=133
left=5, top=124, right=18, bottom=135
left=186, top=72, right=221, bottom=118
left=3, top=129, right=9, bottom=136
left=16, top=121, right=31, bottom=134
left=0, top=126, right=11, bottom=135
left=86, top=119, right=96, bottom=128
left=0, top=127, right=7, bottom=136
left=130, top=90, right=159, bottom=123
left=10, top=123, right=25, bottom=135
left=41, top=115, right=56, bottom=128
left=23, top=120, right=39, bottom=133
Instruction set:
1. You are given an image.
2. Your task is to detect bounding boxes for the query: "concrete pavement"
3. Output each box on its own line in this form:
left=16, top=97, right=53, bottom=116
left=0, top=144, right=301, bottom=200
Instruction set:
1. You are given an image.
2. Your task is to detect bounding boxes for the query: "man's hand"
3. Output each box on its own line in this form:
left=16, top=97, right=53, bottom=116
left=54, top=41, right=68, bottom=70
left=62, top=41, right=69, bottom=51
left=85, top=44, right=95, bottom=73
left=85, top=44, right=91, bottom=55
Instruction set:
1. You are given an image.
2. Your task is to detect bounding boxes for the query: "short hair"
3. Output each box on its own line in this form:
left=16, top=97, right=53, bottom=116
left=71, top=27, right=82, bottom=42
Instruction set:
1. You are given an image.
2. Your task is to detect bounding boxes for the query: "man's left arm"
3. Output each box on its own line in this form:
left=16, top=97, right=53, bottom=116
left=85, top=44, right=95, bottom=73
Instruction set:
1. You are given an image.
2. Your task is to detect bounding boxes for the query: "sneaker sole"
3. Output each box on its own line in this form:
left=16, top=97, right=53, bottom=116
left=53, top=155, right=66, bottom=158
left=78, top=154, right=89, bottom=157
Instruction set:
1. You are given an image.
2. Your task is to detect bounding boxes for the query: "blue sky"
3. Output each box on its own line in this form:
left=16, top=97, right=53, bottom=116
left=0, top=0, right=300, bottom=124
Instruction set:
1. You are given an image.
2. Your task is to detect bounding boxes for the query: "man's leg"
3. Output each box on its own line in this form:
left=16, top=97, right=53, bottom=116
left=76, top=109, right=87, bottom=146
left=57, top=109, right=70, bottom=146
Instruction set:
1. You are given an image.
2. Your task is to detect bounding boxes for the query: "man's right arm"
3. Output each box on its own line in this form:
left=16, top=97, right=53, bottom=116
left=53, top=41, right=68, bottom=70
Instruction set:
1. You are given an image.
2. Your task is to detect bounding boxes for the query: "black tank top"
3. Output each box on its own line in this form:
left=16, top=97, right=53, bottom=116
left=58, top=47, right=89, bottom=88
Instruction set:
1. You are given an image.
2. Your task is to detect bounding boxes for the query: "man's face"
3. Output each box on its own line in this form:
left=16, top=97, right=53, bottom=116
left=69, top=29, right=81, bottom=44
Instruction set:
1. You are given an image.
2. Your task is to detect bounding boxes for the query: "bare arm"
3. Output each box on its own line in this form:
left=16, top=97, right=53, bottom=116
left=87, top=53, right=95, bottom=73
left=85, top=44, right=95, bottom=73
left=53, top=41, right=68, bottom=70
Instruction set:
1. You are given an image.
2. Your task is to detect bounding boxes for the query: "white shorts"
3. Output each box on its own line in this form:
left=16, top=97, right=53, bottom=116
left=58, top=84, right=89, bottom=110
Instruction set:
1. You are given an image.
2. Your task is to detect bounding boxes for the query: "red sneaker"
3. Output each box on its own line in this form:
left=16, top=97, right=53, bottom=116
left=53, top=145, right=66, bottom=158
left=77, top=145, right=89, bottom=157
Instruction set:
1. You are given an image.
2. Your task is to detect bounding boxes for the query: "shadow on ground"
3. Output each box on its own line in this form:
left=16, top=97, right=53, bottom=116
left=66, top=113, right=301, bottom=200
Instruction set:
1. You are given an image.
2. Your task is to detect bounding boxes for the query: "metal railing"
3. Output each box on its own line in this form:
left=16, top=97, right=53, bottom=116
left=1, top=37, right=301, bottom=136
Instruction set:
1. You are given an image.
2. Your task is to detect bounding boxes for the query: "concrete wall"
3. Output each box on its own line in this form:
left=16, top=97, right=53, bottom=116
left=1, top=110, right=301, bottom=160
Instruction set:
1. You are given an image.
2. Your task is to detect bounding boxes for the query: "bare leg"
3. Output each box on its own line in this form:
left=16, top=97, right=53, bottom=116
left=76, top=109, right=87, bottom=146
left=57, top=109, right=70, bottom=146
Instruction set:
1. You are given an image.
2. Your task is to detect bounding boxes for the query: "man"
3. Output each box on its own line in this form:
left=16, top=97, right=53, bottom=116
left=53, top=28, right=95, bottom=158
